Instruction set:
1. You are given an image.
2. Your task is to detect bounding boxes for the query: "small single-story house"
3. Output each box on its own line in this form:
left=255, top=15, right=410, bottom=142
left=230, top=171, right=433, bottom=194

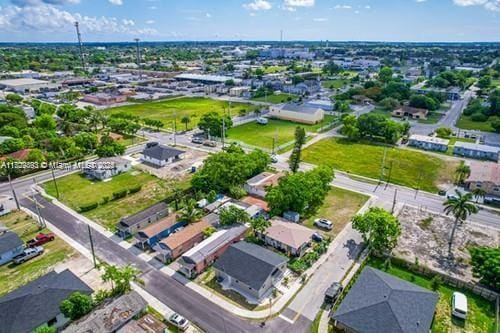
left=465, top=161, right=500, bottom=200
left=135, top=214, right=185, bottom=249
left=240, top=196, right=270, bottom=212
left=63, top=291, right=147, bottom=333
left=392, top=105, right=428, bottom=120
left=0, top=231, right=23, bottom=265
left=408, top=134, right=449, bottom=152
left=0, top=270, right=93, bottom=333
left=259, top=218, right=315, bottom=257
left=213, top=242, right=288, bottom=302
left=117, top=202, right=169, bottom=238
left=203, top=196, right=232, bottom=213
left=244, top=172, right=283, bottom=198
left=142, top=142, right=185, bottom=167
left=453, top=142, right=500, bottom=162
left=331, top=267, right=439, bottom=333
left=116, top=314, right=166, bottom=333
left=154, top=220, right=211, bottom=262
left=83, top=156, right=131, bottom=181
left=269, top=103, right=324, bottom=125
left=178, top=225, right=248, bottom=278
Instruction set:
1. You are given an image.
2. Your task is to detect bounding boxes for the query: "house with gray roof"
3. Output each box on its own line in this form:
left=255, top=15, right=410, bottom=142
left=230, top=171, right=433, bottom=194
left=331, top=267, right=439, bottom=333
left=213, top=241, right=288, bottom=302
left=142, top=142, right=185, bottom=167
left=0, top=231, right=24, bottom=265
left=0, top=269, right=92, bottom=333
left=83, top=156, right=131, bottom=181
left=453, top=142, right=500, bottom=162
left=269, top=103, right=324, bottom=124
left=116, top=202, right=169, bottom=238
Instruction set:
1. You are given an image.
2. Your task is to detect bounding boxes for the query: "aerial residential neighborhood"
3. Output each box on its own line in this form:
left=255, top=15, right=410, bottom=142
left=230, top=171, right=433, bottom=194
left=0, top=1, right=499, bottom=333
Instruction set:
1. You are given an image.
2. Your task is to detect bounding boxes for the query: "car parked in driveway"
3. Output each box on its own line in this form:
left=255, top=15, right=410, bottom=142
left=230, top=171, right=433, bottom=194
left=169, top=313, right=189, bottom=331
left=26, top=233, right=55, bottom=247
left=314, top=218, right=333, bottom=230
left=452, top=292, right=468, bottom=319
left=14, top=246, right=44, bottom=264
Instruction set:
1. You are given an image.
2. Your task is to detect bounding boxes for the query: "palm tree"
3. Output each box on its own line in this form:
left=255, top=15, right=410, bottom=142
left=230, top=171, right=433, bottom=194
left=471, top=187, right=487, bottom=203
left=180, top=199, right=203, bottom=224
left=181, top=115, right=190, bottom=131
left=443, top=190, right=478, bottom=258
left=454, top=161, right=470, bottom=185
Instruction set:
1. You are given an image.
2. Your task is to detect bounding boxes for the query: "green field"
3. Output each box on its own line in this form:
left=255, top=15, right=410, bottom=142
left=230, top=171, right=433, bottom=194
left=456, top=114, right=499, bottom=132
left=105, top=97, right=258, bottom=130
left=302, top=138, right=457, bottom=192
left=227, top=115, right=337, bottom=150
left=251, top=93, right=299, bottom=104
left=44, top=171, right=188, bottom=230
left=263, top=65, right=287, bottom=74
left=321, top=79, right=348, bottom=90
left=0, top=211, right=76, bottom=296
left=304, top=187, right=369, bottom=238
left=367, top=257, right=495, bottom=333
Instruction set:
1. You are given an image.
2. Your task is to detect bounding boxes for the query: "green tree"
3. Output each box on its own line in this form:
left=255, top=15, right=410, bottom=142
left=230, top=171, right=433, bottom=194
left=33, top=114, right=56, bottom=131
left=198, top=112, right=233, bottom=138
left=59, top=292, right=94, bottom=320
left=288, top=126, right=306, bottom=173
left=219, top=205, right=250, bottom=226
left=381, top=97, right=399, bottom=110
left=180, top=199, right=203, bottom=224
left=34, top=325, right=56, bottom=333
left=471, top=187, right=487, bottom=203
left=203, top=226, right=216, bottom=238
left=443, top=191, right=478, bottom=258
left=435, top=127, right=453, bottom=139
left=181, top=115, right=191, bottom=131
left=454, top=161, right=471, bottom=185
left=95, top=140, right=125, bottom=157
left=5, top=93, right=23, bottom=104
left=352, top=207, right=401, bottom=254
left=250, top=216, right=271, bottom=235
left=74, top=132, right=98, bottom=153
left=341, top=114, right=360, bottom=140
left=378, top=66, right=394, bottom=84
left=469, top=246, right=500, bottom=292
left=477, top=75, right=492, bottom=89
left=101, top=264, right=139, bottom=295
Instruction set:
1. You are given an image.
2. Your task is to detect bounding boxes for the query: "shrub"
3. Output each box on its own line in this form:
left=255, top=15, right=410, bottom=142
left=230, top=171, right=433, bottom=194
left=470, top=113, right=488, bottom=122
left=228, top=185, right=246, bottom=199
left=112, top=189, right=128, bottom=200
left=128, top=185, right=142, bottom=194
left=431, top=275, right=443, bottom=291
left=101, top=196, right=109, bottom=205
left=79, top=202, right=98, bottom=212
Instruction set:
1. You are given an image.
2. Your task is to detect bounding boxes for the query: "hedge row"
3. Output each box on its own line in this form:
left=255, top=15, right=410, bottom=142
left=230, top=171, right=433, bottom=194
left=77, top=185, right=142, bottom=213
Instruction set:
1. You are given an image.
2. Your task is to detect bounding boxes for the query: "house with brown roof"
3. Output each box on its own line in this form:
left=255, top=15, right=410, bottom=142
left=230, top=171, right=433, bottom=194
left=244, top=172, right=283, bottom=198
left=465, top=161, right=500, bottom=202
left=135, top=214, right=185, bottom=249
left=241, top=196, right=270, bottom=212
left=258, top=218, right=315, bottom=257
left=154, top=220, right=210, bottom=262
left=392, top=105, right=428, bottom=120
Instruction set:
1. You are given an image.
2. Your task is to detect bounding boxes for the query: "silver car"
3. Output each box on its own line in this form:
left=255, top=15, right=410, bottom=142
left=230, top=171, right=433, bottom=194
left=314, top=218, right=333, bottom=230
left=14, top=246, right=44, bottom=264
left=168, top=313, right=189, bottom=331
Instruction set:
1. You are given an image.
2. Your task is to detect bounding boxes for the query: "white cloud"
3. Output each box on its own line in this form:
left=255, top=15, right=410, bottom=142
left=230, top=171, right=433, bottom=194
left=243, top=0, right=272, bottom=11
left=365, top=5, right=371, bottom=9
left=149, top=6, right=156, bottom=9
left=122, top=19, right=134, bottom=26
left=145, top=19, right=155, bottom=24
left=313, top=17, right=327, bottom=21
left=108, top=0, right=123, bottom=5
left=284, top=0, right=315, bottom=7
left=11, top=0, right=80, bottom=5
left=206, top=12, right=212, bottom=18
left=334, top=4, right=352, bottom=9
left=453, top=0, right=500, bottom=11
left=415, top=0, right=428, bottom=3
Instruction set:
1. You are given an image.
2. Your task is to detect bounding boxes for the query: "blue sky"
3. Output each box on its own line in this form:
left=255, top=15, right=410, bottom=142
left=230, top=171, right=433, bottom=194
left=0, top=0, right=499, bottom=42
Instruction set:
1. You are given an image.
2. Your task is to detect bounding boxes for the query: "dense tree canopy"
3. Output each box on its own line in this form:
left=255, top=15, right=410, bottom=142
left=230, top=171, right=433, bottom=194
left=352, top=207, right=401, bottom=253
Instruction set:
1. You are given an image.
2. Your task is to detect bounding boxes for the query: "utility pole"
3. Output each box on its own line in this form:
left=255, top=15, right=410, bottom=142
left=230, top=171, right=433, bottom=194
left=391, top=189, right=398, bottom=214
left=50, top=167, right=60, bottom=199
left=7, top=174, right=20, bottom=210
left=31, top=188, right=45, bottom=228
left=74, top=22, right=86, bottom=73
left=385, top=161, right=394, bottom=190
left=173, top=112, right=177, bottom=146
left=134, top=38, right=142, bottom=79
left=87, top=225, right=97, bottom=268
left=221, top=117, right=225, bottom=149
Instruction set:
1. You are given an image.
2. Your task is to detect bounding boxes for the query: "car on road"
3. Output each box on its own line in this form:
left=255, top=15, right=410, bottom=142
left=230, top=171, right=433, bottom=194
left=203, top=140, right=217, bottom=147
left=169, top=313, right=189, bottom=331
left=26, top=233, right=55, bottom=247
left=324, top=282, right=343, bottom=304
left=438, top=190, right=447, bottom=196
left=452, top=292, right=468, bottom=319
left=191, top=137, right=204, bottom=144
left=14, top=246, right=44, bottom=264
left=314, top=218, right=333, bottom=230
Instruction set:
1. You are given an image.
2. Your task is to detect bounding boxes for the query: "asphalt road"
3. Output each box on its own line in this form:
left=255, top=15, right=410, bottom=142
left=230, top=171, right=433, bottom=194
left=21, top=194, right=311, bottom=333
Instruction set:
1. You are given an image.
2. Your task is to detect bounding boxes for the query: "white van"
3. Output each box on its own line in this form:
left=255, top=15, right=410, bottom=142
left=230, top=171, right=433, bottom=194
left=451, top=292, right=468, bottom=319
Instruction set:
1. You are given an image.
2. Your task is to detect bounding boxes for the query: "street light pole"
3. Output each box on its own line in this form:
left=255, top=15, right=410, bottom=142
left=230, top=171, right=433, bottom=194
left=7, top=174, right=20, bottom=210
left=50, top=167, right=60, bottom=199
left=87, top=225, right=97, bottom=268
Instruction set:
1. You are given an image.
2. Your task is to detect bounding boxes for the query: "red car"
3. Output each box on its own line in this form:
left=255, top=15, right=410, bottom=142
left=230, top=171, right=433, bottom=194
left=26, top=233, right=55, bottom=247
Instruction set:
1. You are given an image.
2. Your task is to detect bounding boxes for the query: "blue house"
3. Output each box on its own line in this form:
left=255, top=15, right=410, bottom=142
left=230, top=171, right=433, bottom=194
left=0, top=231, right=24, bottom=265
left=135, top=214, right=186, bottom=249
left=453, top=142, right=500, bottom=162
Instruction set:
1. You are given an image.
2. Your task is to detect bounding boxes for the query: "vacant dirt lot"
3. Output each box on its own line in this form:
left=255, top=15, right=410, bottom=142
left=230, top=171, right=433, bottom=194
left=394, top=205, right=499, bottom=282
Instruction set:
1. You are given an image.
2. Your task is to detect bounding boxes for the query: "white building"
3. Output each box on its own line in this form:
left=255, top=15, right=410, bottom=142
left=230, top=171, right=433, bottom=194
left=0, top=78, right=61, bottom=94
left=269, top=103, right=325, bottom=124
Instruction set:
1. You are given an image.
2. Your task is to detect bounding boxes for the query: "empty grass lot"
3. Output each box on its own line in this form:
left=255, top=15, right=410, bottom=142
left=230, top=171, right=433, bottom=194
left=321, top=79, right=349, bottom=90
left=456, top=114, right=500, bottom=132
left=367, top=257, right=495, bottom=333
left=0, top=210, right=77, bottom=296
left=105, top=97, right=258, bottom=130
left=302, top=138, right=457, bottom=192
left=263, top=65, right=287, bottom=74
left=227, top=115, right=337, bottom=150
left=251, top=93, right=299, bottom=104
left=304, top=187, right=369, bottom=239
left=44, top=171, right=189, bottom=230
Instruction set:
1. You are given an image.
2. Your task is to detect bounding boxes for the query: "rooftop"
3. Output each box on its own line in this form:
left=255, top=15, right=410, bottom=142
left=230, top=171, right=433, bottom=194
left=264, top=218, right=315, bottom=249
left=0, top=78, right=50, bottom=86
left=143, top=143, right=185, bottom=161
left=279, top=103, right=323, bottom=115
left=466, top=161, right=500, bottom=185
left=409, top=134, right=449, bottom=145
left=0, top=231, right=23, bottom=254
left=119, top=202, right=169, bottom=229
left=159, top=220, right=209, bottom=250
left=137, top=214, right=178, bottom=239
left=454, top=141, right=500, bottom=154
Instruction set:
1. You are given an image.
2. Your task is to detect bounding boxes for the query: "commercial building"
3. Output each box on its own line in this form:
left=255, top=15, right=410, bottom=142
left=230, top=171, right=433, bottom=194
left=0, top=78, right=61, bottom=94
left=269, top=103, right=325, bottom=124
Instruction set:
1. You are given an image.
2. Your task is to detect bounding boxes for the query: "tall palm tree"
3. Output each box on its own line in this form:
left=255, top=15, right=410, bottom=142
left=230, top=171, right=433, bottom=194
left=454, top=161, right=471, bottom=185
left=471, top=187, right=487, bottom=203
left=180, top=199, right=203, bottom=224
left=443, top=190, right=478, bottom=258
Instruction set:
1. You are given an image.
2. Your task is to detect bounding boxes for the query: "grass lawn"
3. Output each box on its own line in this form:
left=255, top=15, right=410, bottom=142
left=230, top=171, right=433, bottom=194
left=227, top=115, right=337, bottom=150
left=369, top=107, right=392, bottom=118
left=251, top=93, right=299, bottom=104
left=263, top=65, right=287, bottom=74
left=0, top=210, right=77, bottom=296
left=418, top=111, right=444, bottom=124
left=456, top=114, right=500, bottom=132
left=44, top=171, right=189, bottom=230
left=322, top=79, right=348, bottom=90
left=105, top=97, right=258, bottom=130
left=302, top=138, right=457, bottom=193
left=304, top=187, right=369, bottom=239
left=367, top=257, right=496, bottom=333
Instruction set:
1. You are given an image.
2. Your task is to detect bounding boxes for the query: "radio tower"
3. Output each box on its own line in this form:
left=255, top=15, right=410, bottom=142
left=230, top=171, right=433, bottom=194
left=74, top=22, right=86, bottom=73
left=134, top=38, right=142, bottom=79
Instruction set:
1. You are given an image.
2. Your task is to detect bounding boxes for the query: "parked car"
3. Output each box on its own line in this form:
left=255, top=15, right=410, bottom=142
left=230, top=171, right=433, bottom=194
left=191, top=137, right=204, bottom=144
left=26, top=233, right=55, bottom=247
left=451, top=292, right=468, bottom=319
left=169, top=313, right=189, bottom=331
left=203, top=140, right=217, bottom=147
left=314, top=218, right=333, bottom=230
left=324, top=282, right=343, bottom=304
left=312, top=232, right=324, bottom=242
left=14, top=246, right=44, bottom=264
left=270, top=154, right=278, bottom=163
